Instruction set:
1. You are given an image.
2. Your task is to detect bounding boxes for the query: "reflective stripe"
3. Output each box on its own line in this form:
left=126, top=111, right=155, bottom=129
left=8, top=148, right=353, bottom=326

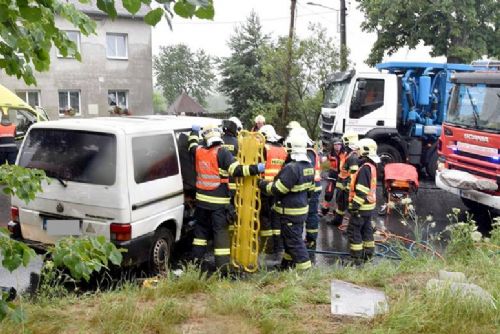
left=242, top=165, right=250, bottom=176
left=291, top=182, right=313, bottom=192
left=356, top=184, right=370, bottom=194
left=273, top=205, right=309, bottom=215
left=363, top=241, right=375, bottom=248
left=266, top=183, right=273, bottom=195
left=189, top=142, right=198, bottom=150
left=349, top=165, right=359, bottom=172
left=260, top=230, right=273, bottom=237
left=275, top=179, right=289, bottom=194
left=353, top=195, right=365, bottom=205
left=360, top=203, right=376, bottom=210
left=196, top=193, right=230, bottom=204
left=335, top=208, right=345, bottom=215
left=214, top=248, right=231, bottom=256
left=219, top=168, right=229, bottom=177
left=271, top=229, right=281, bottom=236
left=306, top=229, right=318, bottom=233
left=228, top=161, right=239, bottom=175
left=296, top=260, right=312, bottom=270
left=336, top=182, right=344, bottom=190
left=228, top=225, right=235, bottom=231
left=193, top=238, right=207, bottom=246
left=314, top=185, right=322, bottom=192
left=188, top=135, right=199, bottom=141
left=283, top=253, right=292, bottom=260
left=229, top=183, right=236, bottom=190
left=350, top=243, right=363, bottom=251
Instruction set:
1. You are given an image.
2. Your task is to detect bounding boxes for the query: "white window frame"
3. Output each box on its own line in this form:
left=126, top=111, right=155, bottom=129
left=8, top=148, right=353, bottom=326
left=108, top=90, right=129, bottom=108
left=57, top=30, right=81, bottom=58
left=16, top=90, right=41, bottom=107
left=106, top=33, right=128, bottom=59
left=58, top=90, right=82, bottom=116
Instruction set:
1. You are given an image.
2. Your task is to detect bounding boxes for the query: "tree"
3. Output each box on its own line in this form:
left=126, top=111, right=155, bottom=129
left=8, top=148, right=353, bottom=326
left=219, top=11, right=271, bottom=127
left=357, top=0, right=499, bottom=65
left=153, top=91, right=168, bottom=114
left=258, top=24, right=340, bottom=138
left=0, top=0, right=214, bottom=85
left=154, top=44, right=216, bottom=106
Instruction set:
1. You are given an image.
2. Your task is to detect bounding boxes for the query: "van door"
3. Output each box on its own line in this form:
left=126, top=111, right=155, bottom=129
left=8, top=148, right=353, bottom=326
left=127, top=131, right=184, bottom=238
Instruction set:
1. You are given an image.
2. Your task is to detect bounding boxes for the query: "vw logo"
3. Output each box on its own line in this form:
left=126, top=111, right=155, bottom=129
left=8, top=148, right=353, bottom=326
left=56, top=203, right=64, bottom=213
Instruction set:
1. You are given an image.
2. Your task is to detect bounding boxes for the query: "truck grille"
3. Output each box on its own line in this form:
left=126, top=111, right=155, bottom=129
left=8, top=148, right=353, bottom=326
left=456, top=150, right=499, bottom=165
left=321, top=115, right=335, bottom=131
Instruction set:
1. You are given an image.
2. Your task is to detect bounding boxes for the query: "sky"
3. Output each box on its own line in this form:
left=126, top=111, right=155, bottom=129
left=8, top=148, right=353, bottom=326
left=152, top=0, right=446, bottom=72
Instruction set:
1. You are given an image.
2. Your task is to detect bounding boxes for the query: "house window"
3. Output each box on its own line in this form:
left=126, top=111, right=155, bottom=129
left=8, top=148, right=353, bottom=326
left=58, top=90, right=81, bottom=116
left=58, top=31, right=80, bottom=58
left=16, top=90, right=41, bottom=107
left=106, top=33, right=128, bottom=59
left=108, top=90, right=128, bottom=107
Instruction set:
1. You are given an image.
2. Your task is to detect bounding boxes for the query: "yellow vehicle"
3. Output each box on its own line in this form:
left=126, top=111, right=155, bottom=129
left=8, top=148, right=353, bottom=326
left=0, top=84, right=49, bottom=142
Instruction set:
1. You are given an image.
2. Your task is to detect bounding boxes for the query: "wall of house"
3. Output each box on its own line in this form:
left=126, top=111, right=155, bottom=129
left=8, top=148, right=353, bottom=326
left=0, top=16, right=153, bottom=119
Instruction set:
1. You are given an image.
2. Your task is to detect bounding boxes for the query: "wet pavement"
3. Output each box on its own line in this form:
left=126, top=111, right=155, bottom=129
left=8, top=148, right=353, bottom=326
left=1, top=178, right=496, bottom=291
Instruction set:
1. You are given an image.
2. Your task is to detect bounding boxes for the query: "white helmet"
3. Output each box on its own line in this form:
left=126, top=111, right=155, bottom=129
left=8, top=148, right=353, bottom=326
left=259, top=124, right=281, bottom=143
left=357, top=138, right=380, bottom=164
left=285, top=131, right=308, bottom=156
left=201, top=123, right=223, bottom=146
left=286, top=121, right=301, bottom=131
left=342, top=132, right=359, bottom=150
left=228, top=116, right=243, bottom=131
left=289, top=126, right=314, bottom=146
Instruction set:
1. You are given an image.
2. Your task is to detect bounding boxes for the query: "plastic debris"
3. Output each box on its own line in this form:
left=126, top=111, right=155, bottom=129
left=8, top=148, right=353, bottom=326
left=331, top=280, right=388, bottom=317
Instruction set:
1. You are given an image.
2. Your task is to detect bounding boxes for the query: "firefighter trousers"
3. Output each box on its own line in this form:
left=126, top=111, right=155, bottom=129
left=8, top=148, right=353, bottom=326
left=347, top=212, right=375, bottom=262
left=260, top=196, right=282, bottom=254
left=305, top=191, right=320, bottom=245
left=192, top=206, right=231, bottom=271
left=280, top=216, right=312, bottom=271
left=332, top=187, right=349, bottom=226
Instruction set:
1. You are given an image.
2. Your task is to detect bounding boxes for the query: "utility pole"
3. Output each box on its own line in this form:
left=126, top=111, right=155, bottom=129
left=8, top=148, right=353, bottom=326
left=282, top=0, right=296, bottom=130
left=339, top=0, right=347, bottom=71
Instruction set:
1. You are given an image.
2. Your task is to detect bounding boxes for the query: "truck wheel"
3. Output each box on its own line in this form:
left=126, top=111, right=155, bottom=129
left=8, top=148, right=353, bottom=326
left=377, top=143, right=403, bottom=165
left=426, top=150, right=438, bottom=179
left=149, top=227, right=174, bottom=275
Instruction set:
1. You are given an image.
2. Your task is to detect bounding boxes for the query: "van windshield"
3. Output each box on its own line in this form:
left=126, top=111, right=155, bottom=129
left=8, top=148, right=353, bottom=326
left=19, top=129, right=117, bottom=185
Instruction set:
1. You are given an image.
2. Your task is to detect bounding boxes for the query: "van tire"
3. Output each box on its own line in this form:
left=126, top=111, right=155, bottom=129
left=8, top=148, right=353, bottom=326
left=149, top=227, right=174, bottom=275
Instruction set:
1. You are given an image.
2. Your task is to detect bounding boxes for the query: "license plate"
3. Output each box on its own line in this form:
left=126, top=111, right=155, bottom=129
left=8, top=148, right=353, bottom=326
left=43, top=219, right=82, bottom=236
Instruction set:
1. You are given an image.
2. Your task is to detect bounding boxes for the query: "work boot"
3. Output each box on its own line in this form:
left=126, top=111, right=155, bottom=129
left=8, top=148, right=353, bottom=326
left=378, top=203, right=388, bottom=216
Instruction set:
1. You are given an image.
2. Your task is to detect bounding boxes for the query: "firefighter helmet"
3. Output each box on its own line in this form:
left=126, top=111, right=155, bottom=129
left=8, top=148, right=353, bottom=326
left=201, top=123, right=223, bottom=146
left=286, top=120, right=301, bottom=131
left=342, top=132, right=359, bottom=149
left=259, top=124, right=281, bottom=143
left=289, top=126, right=313, bottom=146
left=357, top=138, right=380, bottom=163
left=285, top=131, right=308, bottom=155
left=228, top=116, right=243, bottom=131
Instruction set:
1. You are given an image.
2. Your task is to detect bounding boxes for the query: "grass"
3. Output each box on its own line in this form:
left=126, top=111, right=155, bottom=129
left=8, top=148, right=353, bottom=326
left=1, top=245, right=499, bottom=333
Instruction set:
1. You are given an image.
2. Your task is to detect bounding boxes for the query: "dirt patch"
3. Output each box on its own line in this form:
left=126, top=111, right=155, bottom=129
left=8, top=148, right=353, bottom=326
left=180, top=313, right=258, bottom=334
left=295, top=304, right=360, bottom=334
left=389, top=272, right=434, bottom=289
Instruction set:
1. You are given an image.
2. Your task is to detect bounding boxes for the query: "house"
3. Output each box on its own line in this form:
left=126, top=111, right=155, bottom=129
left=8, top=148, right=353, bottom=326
left=166, top=92, right=208, bottom=116
left=0, top=1, right=153, bottom=119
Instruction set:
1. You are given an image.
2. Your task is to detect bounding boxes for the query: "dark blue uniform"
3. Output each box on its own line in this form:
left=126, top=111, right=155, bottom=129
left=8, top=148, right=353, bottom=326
left=260, top=160, right=314, bottom=270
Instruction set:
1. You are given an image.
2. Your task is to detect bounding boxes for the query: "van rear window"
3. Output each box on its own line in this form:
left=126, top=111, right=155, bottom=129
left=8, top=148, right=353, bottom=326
left=19, top=129, right=117, bottom=185
left=132, top=134, right=179, bottom=183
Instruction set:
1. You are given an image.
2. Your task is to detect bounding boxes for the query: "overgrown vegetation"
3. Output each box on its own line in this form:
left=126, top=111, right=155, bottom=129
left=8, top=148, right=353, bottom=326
left=1, top=215, right=498, bottom=333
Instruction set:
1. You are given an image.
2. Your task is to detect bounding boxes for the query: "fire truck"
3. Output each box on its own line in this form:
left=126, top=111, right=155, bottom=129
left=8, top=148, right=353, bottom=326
left=436, top=65, right=500, bottom=214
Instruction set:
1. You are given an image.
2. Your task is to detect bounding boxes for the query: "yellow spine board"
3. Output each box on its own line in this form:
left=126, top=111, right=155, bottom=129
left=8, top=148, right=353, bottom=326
left=231, top=130, right=265, bottom=272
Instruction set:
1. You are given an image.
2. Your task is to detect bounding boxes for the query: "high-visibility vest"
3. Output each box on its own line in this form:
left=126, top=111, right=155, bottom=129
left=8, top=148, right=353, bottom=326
left=0, top=123, right=16, bottom=148
left=195, top=146, right=228, bottom=191
left=338, top=151, right=353, bottom=180
left=349, top=162, right=377, bottom=211
left=263, top=143, right=287, bottom=181
left=328, top=153, right=338, bottom=171
left=309, top=148, right=321, bottom=183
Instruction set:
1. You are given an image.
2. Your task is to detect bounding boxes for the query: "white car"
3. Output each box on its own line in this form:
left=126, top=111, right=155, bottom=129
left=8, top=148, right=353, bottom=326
left=9, top=115, right=219, bottom=273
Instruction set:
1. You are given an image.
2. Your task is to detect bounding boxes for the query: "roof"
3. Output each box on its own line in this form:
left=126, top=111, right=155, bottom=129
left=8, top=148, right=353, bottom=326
left=30, top=115, right=221, bottom=135
left=451, top=72, right=500, bottom=85
left=376, top=62, right=473, bottom=73
left=0, top=84, right=36, bottom=113
left=167, top=92, right=208, bottom=116
left=66, top=0, right=150, bottom=19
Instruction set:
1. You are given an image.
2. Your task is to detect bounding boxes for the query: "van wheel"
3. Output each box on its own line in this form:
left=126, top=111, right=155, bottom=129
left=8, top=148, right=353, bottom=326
left=149, top=228, right=174, bottom=275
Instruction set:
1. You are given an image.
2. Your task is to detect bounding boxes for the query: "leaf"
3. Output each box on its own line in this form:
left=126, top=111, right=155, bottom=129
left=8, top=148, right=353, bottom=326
left=173, top=1, right=196, bottom=18
left=144, top=8, right=164, bottom=26
left=122, top=0, right=142, bottom=15
left=96, top=0, right=118, bottom=19
left=19, top=6, right=42, bottom=21
left=195, top=4, right=214, bottom=20
left=109, top=250, right=123, bottom=266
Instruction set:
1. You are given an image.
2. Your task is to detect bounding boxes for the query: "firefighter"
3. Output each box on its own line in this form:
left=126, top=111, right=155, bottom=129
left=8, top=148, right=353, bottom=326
left=258, top=124, right=287, bottom=260
left=189, top=124, right=265, bottom=273
left=0, top=113, right=17, bottom=165
left=320, top=137, right=343, bottom=215
left=331, top=132, right=359, bottom=227
left=251, top=115, right=266, bottom=132
left=258, top=131, right=314, bottom=271
left=347, top=138, right=380, bottom=264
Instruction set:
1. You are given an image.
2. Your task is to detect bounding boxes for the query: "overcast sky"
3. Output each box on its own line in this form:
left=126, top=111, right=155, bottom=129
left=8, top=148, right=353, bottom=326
left=152, top=0, right=445, bottom=71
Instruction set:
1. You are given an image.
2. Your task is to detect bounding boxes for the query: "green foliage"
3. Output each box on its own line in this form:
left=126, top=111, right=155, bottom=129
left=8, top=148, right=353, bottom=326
left=444, top=209, right=486, bottom=258
left=50, top=236, right=123, bottom=282
left=152, top=90, right=168, bottom=114
left=219, top=11, right=271, bottom=127
left=357, top=0, right=499, bottom=65
left=0, top=0, right=214, bottom=85
left=0, top=164, right=49, bottom=203
left=153, top=44, right=216, bottom=106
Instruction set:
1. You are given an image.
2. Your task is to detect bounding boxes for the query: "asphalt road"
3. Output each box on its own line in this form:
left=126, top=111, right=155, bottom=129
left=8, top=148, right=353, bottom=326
left=0, top=179, right=487, bottom=292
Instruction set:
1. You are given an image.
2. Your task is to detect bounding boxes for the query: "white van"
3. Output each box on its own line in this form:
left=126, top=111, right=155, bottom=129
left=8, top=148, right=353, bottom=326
left=8, top=116, right=219, bottom=273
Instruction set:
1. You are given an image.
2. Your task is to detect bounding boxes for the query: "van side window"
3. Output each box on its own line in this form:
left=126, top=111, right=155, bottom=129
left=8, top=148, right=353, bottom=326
left=350, top=79, right=385, bottom=119
left=132, top=134, right=179, bottom=183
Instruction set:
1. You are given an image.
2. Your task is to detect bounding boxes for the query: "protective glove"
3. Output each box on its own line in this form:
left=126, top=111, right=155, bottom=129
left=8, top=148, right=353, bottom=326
left=257, top=163, right=265, bottom=173
left=191, top=124, right=201, bottom=132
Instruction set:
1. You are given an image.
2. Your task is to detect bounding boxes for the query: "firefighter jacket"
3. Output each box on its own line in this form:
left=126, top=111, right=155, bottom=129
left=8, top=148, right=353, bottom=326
left=0, top=123, right=16, bottom=152
left=327, top=151, right=340, bottom=181
left=306, top=148, right=322, bottom=193
left=336, top=149, right=359, bottom=191
left=221, top=133, right=239, bottom=191
left=189, top=130, right=260, bottom=209
left=259, top=160, right=314, bottom=223
left=263, top=143, right=287, bottom=182
left=348, top=159, right=377, bottom=213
